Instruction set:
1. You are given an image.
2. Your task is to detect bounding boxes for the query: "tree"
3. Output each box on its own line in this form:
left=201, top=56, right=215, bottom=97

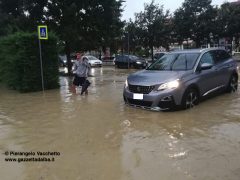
left=45, top=0, right=124, bottom=74
left=174, top=0, right=218, bottom=47
left=0, top=0, right=124, bottom=75
left=0, top=1, right=30, bottom=36
left=134, top=0, right=170, bottom=60
left=217, top=2, right=240, bottom=49
left=123, top=20, right=140, bottom=54
left=79, top=0, right=124, bottom=54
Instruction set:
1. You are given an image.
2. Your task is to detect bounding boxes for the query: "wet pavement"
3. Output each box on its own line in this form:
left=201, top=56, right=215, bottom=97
left=0, top=66, right=240, bottom=180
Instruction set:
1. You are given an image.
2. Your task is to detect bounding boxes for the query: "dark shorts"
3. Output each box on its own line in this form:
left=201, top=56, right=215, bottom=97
left=73, top=76, right=86, bottom=86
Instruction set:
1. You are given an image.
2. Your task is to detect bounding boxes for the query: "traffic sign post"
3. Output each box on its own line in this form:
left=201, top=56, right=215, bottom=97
left=38, top=25, right=48, bottom=92
left=38, top=26, right=48, bottom=40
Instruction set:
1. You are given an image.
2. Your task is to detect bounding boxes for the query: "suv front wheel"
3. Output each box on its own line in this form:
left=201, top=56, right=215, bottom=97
left=226, top=75, right=238, bottom=93
left=181, top=88, right=199, bottom=109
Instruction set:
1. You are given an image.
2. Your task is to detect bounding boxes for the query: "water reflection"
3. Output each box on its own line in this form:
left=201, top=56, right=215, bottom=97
left=120, top=91, right=240, bottom=180
left=0, top=66, right=239, bottom=180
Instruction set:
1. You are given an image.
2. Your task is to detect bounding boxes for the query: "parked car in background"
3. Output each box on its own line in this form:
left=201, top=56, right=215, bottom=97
left=123, top=48, right=238, bottom=111
left=58, top=55, right=67, bottom=67
left=115, top=55, right=148, bottom=69
left=82, top=55, right=102, bottom=67
left=59, top=54, right=78, bottom=66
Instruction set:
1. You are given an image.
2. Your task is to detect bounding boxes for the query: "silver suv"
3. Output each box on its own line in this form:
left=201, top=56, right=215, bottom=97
left=123, top=48, right=239, bottom=110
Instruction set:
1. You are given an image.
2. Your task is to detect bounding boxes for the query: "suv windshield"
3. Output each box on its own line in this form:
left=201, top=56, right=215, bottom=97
left=147, top=53, right=200, bottom=71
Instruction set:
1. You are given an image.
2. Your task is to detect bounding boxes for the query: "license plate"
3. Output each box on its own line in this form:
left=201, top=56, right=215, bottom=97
left=133, top=93, right=143, bottom=100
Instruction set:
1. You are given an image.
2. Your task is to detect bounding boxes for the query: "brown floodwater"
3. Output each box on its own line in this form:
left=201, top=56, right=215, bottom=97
left=0, top=66, right=240, bottom=180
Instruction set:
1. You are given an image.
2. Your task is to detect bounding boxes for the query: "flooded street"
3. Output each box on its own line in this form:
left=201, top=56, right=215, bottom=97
left=1, top=66, right=240, bottom=180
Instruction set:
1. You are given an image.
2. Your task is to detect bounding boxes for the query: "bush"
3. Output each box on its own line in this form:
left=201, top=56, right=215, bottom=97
left=0, top=32, right=59, bottom=92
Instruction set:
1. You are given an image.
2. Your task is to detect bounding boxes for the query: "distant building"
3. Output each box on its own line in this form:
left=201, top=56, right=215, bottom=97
left=230, top=0, right=240, bottom=5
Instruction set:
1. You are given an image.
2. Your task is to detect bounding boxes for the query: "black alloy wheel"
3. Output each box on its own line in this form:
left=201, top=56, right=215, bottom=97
left=182, top=88, right=199, bottom=109
left=227, top=75, right=238, bottom=93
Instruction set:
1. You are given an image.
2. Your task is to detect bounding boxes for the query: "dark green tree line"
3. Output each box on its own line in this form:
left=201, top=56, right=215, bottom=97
left=123, top=0, right=240, bottom=54
left=1, top=0, right=240, bottom=65
left=173, top=0, right=218, bottom=47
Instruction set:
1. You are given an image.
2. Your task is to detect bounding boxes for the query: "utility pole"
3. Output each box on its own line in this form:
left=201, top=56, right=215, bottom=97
left=127, top=32, right=130, bottom=69
left=38, top=25, right=48, bottom=92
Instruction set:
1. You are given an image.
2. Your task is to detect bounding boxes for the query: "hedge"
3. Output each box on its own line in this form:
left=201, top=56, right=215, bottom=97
left=0, top=32, right=59, bottom=92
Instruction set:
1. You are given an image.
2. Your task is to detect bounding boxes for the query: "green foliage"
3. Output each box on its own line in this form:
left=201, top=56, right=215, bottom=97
left=45, top=0, right=124, bottom=73
left=123, top=21, right=141, bottom=53
left=135, top=1, right=170, bottom=48
left=174, top=0, right=218, bottom=47
left=217, top=2, right=240, bottom=38
left=135, top=47, right=150, bottom=57
left=0, top=0, right=124, bottom=74
left=0, top=32, right=59, bottom=92
left=133, top=0, right=171, bottom=59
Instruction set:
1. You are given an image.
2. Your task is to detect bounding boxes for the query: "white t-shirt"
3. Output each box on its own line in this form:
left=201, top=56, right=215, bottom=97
left=73, top=60, right=90, bottom=77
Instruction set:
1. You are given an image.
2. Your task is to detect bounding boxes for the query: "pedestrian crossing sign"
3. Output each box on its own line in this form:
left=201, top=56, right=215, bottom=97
left=38, top=25, right=48, bottom=40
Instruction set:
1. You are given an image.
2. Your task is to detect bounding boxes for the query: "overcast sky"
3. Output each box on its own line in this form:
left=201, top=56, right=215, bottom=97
left=121, top=0, right=236, bottom=21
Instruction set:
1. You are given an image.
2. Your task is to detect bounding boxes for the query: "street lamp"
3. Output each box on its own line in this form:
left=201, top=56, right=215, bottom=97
left=123, top=32, right=130, bottom=69
left=204, top=37, right=208, bottom=48
left=121, top=35, right=124, bottom=56
left=127, top=32, right=130, bottom=69
left=209, top=32, right=213, bottom=48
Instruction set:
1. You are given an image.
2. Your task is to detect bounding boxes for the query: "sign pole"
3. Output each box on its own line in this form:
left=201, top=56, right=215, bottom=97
left=38, top=25, right=48, bottom=92
left=38, top=38, right=44, bottom=92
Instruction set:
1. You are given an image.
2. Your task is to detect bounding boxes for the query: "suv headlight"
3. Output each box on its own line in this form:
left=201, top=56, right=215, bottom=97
left=125, top=79, right=128, bottom=88
left=158, top=79, right=179, bottom=91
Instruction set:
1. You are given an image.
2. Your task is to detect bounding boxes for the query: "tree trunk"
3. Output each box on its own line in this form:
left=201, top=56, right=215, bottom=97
left=99, top=48, right=102, bottom=60
left=195, top=38, right=201, bottom=48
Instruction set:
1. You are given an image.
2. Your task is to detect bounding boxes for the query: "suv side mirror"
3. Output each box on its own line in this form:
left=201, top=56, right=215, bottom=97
left=201, top=63, right=213, bottom=70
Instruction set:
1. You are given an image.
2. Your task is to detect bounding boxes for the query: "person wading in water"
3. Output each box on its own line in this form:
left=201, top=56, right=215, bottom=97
left=71, top=53, right=91, bottom=95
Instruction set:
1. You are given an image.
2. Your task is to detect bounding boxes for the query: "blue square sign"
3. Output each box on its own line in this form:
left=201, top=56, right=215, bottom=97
left=38, top=25, right=48, bottom=40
